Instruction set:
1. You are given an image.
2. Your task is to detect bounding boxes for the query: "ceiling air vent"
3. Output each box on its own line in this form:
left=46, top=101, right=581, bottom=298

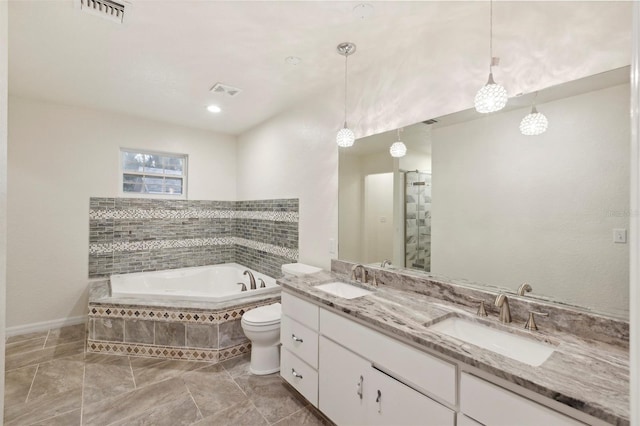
left=423, top=119, right=438, bottom=125
left=77, top=0, right=127, bottom=23
left=210, top=83, right=243, bottom=97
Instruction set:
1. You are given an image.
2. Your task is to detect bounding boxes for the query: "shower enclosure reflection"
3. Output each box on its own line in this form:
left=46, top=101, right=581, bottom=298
left=404, top=171, right=432, bottom=271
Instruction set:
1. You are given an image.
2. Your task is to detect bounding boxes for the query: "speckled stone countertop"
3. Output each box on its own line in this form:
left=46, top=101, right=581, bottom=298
left=278, top=271, right=629, bottom=426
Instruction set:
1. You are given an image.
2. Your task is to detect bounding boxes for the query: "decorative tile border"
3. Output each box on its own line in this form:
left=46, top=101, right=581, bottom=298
left=234, top=238, right=298, bottom=260
left=89, top=208, right=297, bottom=222
left=86, top=340, right=251, bottom=362
left=88, top=298, right=280, bottom=324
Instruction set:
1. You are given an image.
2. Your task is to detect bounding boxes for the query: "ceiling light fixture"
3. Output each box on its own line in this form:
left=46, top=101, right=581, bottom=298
left=474, top=0, right=508, bottom=114
left=207, top=105, right=221, bottom=113
left=390, top=128, right=407, bottom=158
left=520, top=94, right=548, bottom=136
left=336, top=42, right=357, bottom=148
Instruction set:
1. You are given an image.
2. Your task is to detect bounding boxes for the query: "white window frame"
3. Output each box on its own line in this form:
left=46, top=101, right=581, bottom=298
left=119, top=148, right=188, bottom=199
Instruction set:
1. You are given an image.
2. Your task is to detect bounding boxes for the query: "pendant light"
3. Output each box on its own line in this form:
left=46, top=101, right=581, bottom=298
left=474, top=0, right=508, bottom=114
left=520, top=93, right=548, bottom=136
left=390, top=128, right=407, bottom=158
left=336, top=42, right=357, bottom=147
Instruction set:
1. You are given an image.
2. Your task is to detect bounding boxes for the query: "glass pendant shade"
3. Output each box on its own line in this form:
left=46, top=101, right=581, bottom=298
left=336, top=126, right=355, bottom=147
left=389, top=141, right=407, bottom=158
left=474, top=72, right=508, bottom=113
left=519, top=106, right=548, bottom=136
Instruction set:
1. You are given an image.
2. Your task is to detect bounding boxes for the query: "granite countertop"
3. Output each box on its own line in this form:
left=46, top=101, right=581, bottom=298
left=278, top=271, right=629, bottom=426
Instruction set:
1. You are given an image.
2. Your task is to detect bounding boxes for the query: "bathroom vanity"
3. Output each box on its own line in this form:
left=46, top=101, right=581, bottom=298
left=278, top=265, right=629, bottom=426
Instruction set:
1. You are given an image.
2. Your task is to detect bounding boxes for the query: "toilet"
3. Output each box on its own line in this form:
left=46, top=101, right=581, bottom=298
left=241, top=302, right=282, bottom=375
left=242, top=263, right=322, bottom=375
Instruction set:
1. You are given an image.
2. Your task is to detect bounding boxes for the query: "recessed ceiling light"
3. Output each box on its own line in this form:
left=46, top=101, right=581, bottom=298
left=285, top=56, right=301, bottom=66
left=353, top=3, right=374, bottom=20
left=207, top=105, right=221, bottom=113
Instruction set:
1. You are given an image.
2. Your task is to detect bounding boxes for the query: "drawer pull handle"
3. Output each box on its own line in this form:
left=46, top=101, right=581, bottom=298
left=291, top=368, right=303, bottom=379
left=356, top=375, right=364, bottom=399
left=291, top=334, right=304, bottom=343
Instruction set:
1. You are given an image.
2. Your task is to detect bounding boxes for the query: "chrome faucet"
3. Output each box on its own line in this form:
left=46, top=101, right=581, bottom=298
left=351, top=264, right=367, bottom=283
left=517, top=283, right=532, bottom=296
left=494, top=293, right=512, bottom=323
left=243, top=270, right=256, bottom=290
left=380, top=260, right=392, bottom=268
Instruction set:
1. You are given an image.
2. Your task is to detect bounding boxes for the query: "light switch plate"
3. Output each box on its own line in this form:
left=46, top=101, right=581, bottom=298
left=613, top=229, right=627, bottom=244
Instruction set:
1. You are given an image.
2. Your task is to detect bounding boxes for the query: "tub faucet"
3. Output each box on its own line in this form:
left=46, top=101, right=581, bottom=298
left=244, top=270, right=256, bottom=290
left=517, top=283, right=532, bottom=296
left=381, top=260, right=392, bottom=268
left=351, top=264, right=367, bottom=283
left=494, top=293, right=512, bottom=323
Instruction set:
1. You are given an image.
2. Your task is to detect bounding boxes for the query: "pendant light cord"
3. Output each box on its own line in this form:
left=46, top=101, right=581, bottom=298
left=489, top=0, right=493, bottom=72
left=344, top=54, right=349, bottom=126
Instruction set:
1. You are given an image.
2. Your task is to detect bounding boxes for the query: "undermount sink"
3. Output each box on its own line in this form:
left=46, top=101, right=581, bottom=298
left=428, top=316, right=555, bottom=367
left=315, top=282, right=374, bottom=299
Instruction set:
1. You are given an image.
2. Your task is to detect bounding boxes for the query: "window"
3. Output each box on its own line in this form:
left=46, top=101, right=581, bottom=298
left=120, top=149, right=187, bottom=198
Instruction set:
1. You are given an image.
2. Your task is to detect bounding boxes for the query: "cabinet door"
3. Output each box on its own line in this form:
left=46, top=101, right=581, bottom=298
left=366, top=367, right=455, bottom=426
left=319, top=336, right=369, bottom=426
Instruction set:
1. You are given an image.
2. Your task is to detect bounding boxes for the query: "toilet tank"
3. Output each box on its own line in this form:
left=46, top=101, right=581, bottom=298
left=281, top=263, right=322, bottom=277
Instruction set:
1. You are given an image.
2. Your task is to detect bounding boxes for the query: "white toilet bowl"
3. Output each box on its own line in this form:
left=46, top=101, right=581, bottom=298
left=241, top=303, right=282, bottom=375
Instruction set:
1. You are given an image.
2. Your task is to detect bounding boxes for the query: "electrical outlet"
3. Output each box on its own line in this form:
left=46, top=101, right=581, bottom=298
left=329, top=238, right=337, bottom=254
left=613, top=229, right=627, bottom=244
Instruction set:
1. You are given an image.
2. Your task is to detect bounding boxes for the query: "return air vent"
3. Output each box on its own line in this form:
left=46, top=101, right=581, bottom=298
left=423, top=119, right=438, bottom=125
left=77, top=0, right=128, bottom=23
left=210, top=82, right=243, bottom=97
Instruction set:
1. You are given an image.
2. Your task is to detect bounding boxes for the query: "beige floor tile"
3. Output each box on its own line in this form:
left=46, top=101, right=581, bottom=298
left=30, top=408, right=81, bottom=426
left=182, top=364, right=247, bottom=418
left=4, top=364, right=37, bottom=407
left=45, top=323, right=86, bottom=348
left=5, top=337, right=46, bottom=357
left=233, top=373, right=306, bottom=424
left=5, top=340, right=85, bottom=371
left=82, top=377, right=189, bottom=426
left=83, top=353, right=136, bottom=406
left=130, top=357, right=210, bottom=388
left=273, top=405, right=332, bottom=426
left=110, top=395, right=202, bottom=426
left=220, top=353, right=251, bottom=378
left=28, top=354, right=85, bottom=402
left=6, top=330, right=48, bottom=345
left=3, top=387, right=82, bottom=425
left=195, top=400, right=268, bottom=426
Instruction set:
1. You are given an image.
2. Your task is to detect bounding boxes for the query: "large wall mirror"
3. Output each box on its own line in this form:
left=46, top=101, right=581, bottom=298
left=339, top=67, right=630, bottom=318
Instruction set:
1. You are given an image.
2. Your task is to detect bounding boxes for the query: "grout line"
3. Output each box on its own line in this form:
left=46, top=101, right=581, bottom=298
left=28, top=408, right=80, bottom=426
left=250, top=399, right=272, bottom=426
left=270, top=406, right=304, bottom=426
left=185, top=384, right=205, bottom=421
left=128, top=356, right=137, bottom=389
left=42, top=329, right=51, bottom=349
left=80, top=360, right=87, bottom=425
left=24, top=363, right=39, bottom=403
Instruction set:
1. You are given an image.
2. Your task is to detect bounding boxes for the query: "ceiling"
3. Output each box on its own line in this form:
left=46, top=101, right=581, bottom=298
left=8, top=1, right=632, bottom=136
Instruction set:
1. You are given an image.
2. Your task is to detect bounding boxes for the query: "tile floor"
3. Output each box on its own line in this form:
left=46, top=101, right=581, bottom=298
left=4, top=324, right=331, bottom=426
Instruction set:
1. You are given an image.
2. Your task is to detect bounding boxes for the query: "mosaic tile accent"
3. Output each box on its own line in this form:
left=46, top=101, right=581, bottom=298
left=89, top=197, right=299, bottom=278
left=86, top=340, right=250, bottom=362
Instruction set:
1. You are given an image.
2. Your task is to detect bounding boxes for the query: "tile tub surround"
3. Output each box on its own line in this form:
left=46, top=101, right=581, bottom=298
left=331, top=259, right=629, bottom=348
left=5, top=325, right=330, bottom=426
left=87, top=280, right=280, bottom=362
left=89, top=197, right=299, bottom=279
left=278, top=269, right=629, bottom=425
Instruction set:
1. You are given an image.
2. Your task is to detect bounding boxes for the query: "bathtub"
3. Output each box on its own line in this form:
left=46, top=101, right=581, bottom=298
left=110, top=263, right=279, bottom=303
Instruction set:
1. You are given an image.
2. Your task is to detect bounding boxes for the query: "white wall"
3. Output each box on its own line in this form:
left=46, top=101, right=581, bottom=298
left=7, top=96, right=237, bottom=328
left=431, top=84, right=630, bottom=316
left=1, top=0, right=9, bottom=413
left=363, top=173, right=394, bottom=263
left=338, top=153, right=362, bottom=263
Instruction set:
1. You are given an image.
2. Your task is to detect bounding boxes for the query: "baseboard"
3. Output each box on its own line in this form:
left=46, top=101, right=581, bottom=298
left=6, top=315, right=87, bottom=337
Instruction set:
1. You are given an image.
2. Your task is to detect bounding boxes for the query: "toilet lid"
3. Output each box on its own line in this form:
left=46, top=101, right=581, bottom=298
left=242, top=303, right=281, bottom=325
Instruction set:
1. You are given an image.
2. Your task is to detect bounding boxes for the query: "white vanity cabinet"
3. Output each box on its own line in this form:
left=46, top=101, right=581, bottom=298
left=280, top=292, right=320, bottom=406
left=460, top=373, right=584, bottom=426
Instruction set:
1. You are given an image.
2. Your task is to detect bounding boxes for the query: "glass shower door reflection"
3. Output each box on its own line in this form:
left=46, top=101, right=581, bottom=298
left=405, top=171, right=431, bottom=272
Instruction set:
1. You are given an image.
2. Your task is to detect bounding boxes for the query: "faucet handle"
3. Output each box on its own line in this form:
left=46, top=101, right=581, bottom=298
left=469, top=296, right=488, bottom=317
left=259, top=278, right=266, bottom=288
left=524, top=310, right=549, bottom=331
left=518, top=283, right=532, bottom=296
left=237, top=282, right=247, bottom=292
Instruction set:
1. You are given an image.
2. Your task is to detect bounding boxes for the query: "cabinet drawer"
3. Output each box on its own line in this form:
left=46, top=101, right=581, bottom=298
left=281, top=348, right=318, bottom=407
left=281, top=315, right=319, bottom=369
left=320, top=309, right=456, bottom=406
left=460, top=373, right=583, bottom=426
left=282, top=292, right=319, bottom=331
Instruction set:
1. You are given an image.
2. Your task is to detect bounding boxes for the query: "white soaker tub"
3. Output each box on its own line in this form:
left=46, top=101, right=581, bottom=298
left=110, top=263, right=279, bottom=303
